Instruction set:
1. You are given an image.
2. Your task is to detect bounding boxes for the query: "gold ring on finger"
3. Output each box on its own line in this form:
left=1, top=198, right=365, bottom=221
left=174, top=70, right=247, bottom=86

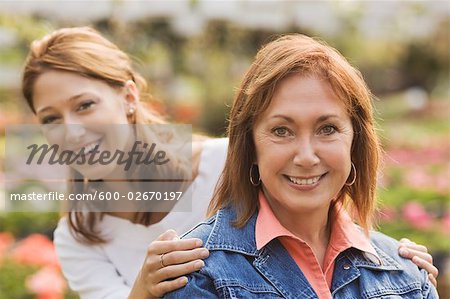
left=160, top=253, right=167, bottom=268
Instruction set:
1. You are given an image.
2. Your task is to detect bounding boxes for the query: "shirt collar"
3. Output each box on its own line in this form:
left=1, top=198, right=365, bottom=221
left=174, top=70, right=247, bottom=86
left=255, top=191, right=381, bottom=264
left=255, top=191, right=297, bottom=249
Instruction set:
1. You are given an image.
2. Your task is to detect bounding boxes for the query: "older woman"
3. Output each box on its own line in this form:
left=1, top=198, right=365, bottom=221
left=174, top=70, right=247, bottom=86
left=164, top=34, right=439, bottom=298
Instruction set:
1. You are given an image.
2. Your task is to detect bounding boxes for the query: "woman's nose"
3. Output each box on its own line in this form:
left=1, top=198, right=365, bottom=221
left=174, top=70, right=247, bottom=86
left=292, top=137, right=320, bottom=168
left=64, top=123, right=86, bottom=144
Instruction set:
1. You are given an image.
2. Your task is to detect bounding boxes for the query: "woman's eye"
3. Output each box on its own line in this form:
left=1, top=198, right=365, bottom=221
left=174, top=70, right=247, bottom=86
left=272, top=127, right=291, bottom=137
left=320, top=125, right=337, bottom=135
left=78, top=101, right=95, bottom=111
left=41, top=116, right=59, bottom=124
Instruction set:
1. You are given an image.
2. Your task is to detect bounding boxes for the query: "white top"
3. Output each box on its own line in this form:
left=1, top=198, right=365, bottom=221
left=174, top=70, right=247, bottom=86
left=53, top=138, right=228, bottom=299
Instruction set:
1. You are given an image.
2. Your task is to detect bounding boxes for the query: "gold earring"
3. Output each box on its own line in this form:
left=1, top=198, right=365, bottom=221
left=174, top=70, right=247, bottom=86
left=345, top=162, right=356, bottom=186
left=249, top=164, right=261, bottom=186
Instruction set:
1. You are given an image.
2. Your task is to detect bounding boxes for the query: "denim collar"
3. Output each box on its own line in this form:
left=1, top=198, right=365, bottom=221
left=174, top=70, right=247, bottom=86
left=205, top=207, right=403, bottom=271
left=205, top=207, right=260, bottom=256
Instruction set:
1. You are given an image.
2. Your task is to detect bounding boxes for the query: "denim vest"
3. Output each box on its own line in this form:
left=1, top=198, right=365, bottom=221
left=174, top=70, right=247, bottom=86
left=164, top=207, right=438, bottom=299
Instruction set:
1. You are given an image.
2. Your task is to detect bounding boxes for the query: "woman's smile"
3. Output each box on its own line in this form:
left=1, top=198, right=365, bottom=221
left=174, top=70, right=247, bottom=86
left=76, top=138, right=103, bottom=161
left=68, top=138, right=103, bottom=156
left=284, top=173, right=326, bottom=191
left=285, top=174, right=324, bottom=185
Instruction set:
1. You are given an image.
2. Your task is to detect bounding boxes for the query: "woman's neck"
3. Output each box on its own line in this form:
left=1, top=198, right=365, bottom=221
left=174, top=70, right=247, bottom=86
left=281, top=207, right=331, bottom=247
left=266, top=198, right=333, bottom=267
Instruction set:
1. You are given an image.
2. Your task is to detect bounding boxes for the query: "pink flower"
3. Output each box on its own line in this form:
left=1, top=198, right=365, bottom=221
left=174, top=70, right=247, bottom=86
left=405, top=169, right=431, bottom=188
left=385, top=147, right=448, bottom=166
left=402, top=202, right=433, bottom=230
left=11, top=234, right=60, bottom=268
left=435, top=171, right=450, bottom=192
left=378, top=206, right=397, bottom=222
left=0, top=232, right=15, bottom=263
left=26, top=266, right=66, bottom=299
left=442, top=212, right=450, bottom=235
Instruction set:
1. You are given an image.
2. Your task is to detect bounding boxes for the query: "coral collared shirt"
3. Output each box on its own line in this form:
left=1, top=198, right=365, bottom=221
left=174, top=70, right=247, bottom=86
left=255, top=192, right=380, bottom=299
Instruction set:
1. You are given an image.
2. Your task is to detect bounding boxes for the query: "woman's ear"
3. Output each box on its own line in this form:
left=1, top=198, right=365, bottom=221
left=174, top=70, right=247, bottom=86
left=123, top=80, right=139, bottom=124
left=123, top=80, right=140, bottom=105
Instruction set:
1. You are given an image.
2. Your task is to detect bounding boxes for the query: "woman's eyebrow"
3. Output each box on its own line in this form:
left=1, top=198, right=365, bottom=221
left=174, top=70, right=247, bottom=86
left=270, top=114, right=342, bottom=124
left=316, top=114, right=340, bottom=123
left=271, top=115, right=294, bottom=123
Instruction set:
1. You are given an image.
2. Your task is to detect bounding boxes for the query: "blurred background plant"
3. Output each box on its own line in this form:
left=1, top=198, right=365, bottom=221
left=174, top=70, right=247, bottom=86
left=0, top=230, right=78, bottom=298
left=0, top=0, right=448, bottom=297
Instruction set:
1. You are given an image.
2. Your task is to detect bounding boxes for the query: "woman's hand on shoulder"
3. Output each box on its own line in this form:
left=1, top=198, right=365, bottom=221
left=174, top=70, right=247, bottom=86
left=398, top=238, right=439, bottom=288
left=129, top=229, right=209, bottom=298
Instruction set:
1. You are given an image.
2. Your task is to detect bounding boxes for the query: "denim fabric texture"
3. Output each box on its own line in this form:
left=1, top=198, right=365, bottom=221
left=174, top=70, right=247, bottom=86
left=164, top=207, right=438, bottom=299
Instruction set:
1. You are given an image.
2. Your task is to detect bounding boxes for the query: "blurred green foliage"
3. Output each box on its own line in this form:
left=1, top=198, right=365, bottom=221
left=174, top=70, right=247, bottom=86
left=0, top=260, right=79, bottom=299
left=0, top=213, right=59, bottom=239
left=0, top=261, right=37, bottom=299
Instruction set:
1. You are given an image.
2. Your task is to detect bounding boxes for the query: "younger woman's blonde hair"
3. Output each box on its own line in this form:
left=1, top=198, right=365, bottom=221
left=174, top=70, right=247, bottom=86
left=22, top=26, right=162, bottom=124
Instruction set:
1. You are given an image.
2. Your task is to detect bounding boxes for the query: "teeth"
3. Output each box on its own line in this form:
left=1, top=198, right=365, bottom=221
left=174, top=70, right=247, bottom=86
left=288, top=175, right=321, bottom=185
left=85, top=143, right=97, bottom=153
left=77, top=141, right=100, bottom=155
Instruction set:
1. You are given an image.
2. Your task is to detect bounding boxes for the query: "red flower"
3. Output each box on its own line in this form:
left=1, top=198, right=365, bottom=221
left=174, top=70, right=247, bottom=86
left=26, top=266, right=66, bottom=299
left=11, top=234, right=60, bottom=268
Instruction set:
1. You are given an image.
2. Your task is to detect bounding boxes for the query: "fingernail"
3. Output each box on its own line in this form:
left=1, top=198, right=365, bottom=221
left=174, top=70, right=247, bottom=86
left=195, top=239, right=203, bottom=247
left=179, top=276, right=188, bottom=285
left=194, top=260, right=204, bottom=269
left=200, top=249, right=209, bottom=258
left=399, top=248, right=409, bottom=256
